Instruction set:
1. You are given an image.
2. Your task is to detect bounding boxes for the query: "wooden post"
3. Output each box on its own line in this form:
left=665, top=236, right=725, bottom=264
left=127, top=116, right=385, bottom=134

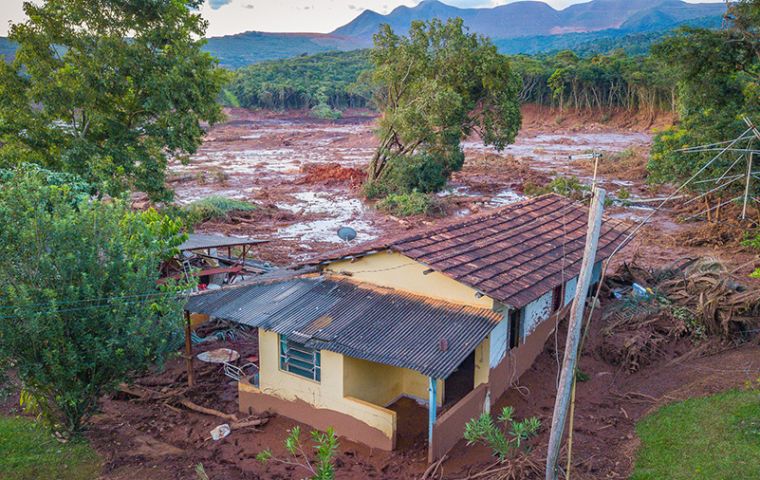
left=742, top=152, right=753, bottom=220
left=184, top=310, right=195, bottom=387
left=545, top=188, right=606, bottom=480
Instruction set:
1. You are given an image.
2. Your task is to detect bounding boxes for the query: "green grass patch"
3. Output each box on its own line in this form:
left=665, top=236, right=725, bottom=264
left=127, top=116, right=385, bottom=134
left=0, top=416, right=101, bottom=480
left=183, top=196, right=257, bottom=225
left=376, top=191, right=444, bottom=217
left=632, top=389, right=760, bottom=480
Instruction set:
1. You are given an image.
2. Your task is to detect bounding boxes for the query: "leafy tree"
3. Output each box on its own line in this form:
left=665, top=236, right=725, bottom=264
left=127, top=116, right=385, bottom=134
left=648, top=1, right=760, bottom=193
left=0, top=164, right=189, bottom=434
left=257, top=426, right=339, bottom=480
left=0, top=0, right=227, bottom=202
left=366, top=18, right=521, bottom=194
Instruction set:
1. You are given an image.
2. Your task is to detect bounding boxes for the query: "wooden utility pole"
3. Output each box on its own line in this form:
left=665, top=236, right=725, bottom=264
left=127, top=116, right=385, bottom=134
left=742, top=152, right=753, bottom=220
left=545, top=188, right=606, bottom=480
left=184, top=310, right=195, bottom=387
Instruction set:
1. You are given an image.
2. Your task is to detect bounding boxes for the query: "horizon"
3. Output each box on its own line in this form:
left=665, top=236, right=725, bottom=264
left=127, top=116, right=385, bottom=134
left=0, top=0, right=726, bottom=38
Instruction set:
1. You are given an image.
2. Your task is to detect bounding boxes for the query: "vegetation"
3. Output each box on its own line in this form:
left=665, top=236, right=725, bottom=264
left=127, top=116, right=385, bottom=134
left=180, top=195, right=257, bottom=225
left=464, top=406, right=541, bottom=461
left=366, top=18, right=521, bottom=196
left=0, top=0, right=227, bottom=202
left=0, top=165, right=189, bottom=435
left=256, top=426, right=339, bottom=480
left=632, top=388, right=760, bottom=480
left=648, top=0, right=760, bottom=196
left=376, top=191, right=444, bottom=217
left=0, top=416, right=101, bottom=480
left=524, top=175, right=590, bottom=201
left=226, top=50, right=371, bottom=111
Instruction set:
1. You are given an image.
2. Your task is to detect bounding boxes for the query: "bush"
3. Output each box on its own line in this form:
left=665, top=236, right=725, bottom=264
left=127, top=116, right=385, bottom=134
left=310, top=103, right=342, bottom=120
left=464, top=406, right=541, bottom=461
left=257, top=426, right=339, bottom=480
left=376, top=191, right=444, bottom=217
left=182, top=196, right=257, bottom=225
left=0, top=166, right=189, bottom=435
left=524, top=175, right=589, bottom=201
left=365, top=147, right=465, bottom=198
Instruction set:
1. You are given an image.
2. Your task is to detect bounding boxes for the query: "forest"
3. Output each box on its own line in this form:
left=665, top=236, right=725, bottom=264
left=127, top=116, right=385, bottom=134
left=224, top=47, right=676, bottom=118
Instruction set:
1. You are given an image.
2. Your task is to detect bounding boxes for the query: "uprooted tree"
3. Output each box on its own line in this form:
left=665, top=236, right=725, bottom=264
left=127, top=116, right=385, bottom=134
left=365, top=18, right=521, bottom=197
left=0, top=0, right=227, bottom=202
left=0, top=165, right=189, bottom=435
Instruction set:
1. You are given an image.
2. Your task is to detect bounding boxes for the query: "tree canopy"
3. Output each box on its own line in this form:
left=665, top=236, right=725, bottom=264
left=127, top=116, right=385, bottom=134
left=0, top=165, right=189, bottom=434
left=366, top=18, right=521, bottom=194
left=648, top=0, right=759, bottom=192
left=0, top=0, right=227, bottom=202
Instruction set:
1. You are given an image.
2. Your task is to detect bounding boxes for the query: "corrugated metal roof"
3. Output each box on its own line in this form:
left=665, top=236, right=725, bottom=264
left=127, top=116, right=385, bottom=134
left=179, top=233, right=268, bottom=251
left=303, top=194, right=631, bottom=308
left=185, top=277, right=502, bottom=379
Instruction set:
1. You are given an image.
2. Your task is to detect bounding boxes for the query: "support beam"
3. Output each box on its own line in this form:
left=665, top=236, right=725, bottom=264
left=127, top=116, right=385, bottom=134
left=743, top=152, right=753, bottom=220
left=428, top=377, right=438, bottom=444
left=545, top=188, right=606, bottom=480
left=184, top=310, right=195, bottom=387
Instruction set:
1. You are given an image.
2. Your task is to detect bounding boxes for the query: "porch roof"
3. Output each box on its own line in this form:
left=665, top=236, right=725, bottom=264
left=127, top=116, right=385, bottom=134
left=185, top=277, right=502, bottom=379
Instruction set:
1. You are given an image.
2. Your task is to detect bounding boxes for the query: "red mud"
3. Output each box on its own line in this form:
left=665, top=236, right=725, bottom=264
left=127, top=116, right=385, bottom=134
left=6, top=105, right=759, bottom=480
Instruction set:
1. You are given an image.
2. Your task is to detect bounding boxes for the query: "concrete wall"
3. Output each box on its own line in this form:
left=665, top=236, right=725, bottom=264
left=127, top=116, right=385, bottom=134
left=473, top=336, right=490, bottom=388
left=489, top=316, right=509, bottom=369
left=343, top=355, right=444, bottom=407
left=522, top=290, right=553, bottom=338
left=325, top=251, right=494, bottom=309
left=253, top=329, right=398, bottom=447
left=429, top=384, right=489, bottom=463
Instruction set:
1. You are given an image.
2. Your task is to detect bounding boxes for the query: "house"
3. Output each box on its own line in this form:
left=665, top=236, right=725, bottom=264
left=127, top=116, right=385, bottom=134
left=185, top=194, right=629, bottom=461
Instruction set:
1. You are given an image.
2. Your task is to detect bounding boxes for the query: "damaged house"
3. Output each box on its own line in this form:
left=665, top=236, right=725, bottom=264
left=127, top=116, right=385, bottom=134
left=185, top=194, right=629, bottom=461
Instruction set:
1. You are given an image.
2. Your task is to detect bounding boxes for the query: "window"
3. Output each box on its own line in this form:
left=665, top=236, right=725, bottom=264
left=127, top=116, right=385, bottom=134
left=279, top=335, right=321, bottom=381
left=508, top=309, right=522, bottom=349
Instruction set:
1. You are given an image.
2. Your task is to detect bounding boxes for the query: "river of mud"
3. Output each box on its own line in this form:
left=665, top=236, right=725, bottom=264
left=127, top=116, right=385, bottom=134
left=169, top=108, right=655, bottom=260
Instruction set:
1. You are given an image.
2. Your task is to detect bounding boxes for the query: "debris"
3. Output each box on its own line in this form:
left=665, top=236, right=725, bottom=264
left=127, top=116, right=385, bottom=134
left=210, top=424, right=231, bottom=441
left=178, top=398, right=239, bottom=422
left=196, top=348, right=240, bottom=364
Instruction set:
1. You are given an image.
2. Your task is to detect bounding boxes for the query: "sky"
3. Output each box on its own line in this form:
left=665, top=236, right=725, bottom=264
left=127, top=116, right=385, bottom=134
left=0, top=0, right=726, bottom=37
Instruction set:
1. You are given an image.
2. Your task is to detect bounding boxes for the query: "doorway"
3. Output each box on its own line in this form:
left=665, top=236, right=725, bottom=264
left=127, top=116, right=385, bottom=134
left=444, top=351, right=475, bottom=406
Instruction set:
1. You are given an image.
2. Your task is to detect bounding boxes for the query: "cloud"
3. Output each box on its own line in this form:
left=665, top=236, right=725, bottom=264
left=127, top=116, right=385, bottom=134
left=207, top=0, right=233, bottom=10
left=441, top=0, right=493, bottom=7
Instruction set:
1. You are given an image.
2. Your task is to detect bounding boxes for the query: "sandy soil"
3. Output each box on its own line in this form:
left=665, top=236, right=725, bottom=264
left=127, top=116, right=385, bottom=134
left=6, top=105, right=759, bottom=480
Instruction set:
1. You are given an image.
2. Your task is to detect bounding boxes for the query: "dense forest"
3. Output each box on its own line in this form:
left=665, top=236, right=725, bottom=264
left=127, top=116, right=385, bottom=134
left=224, top=48, right=675, bottom=117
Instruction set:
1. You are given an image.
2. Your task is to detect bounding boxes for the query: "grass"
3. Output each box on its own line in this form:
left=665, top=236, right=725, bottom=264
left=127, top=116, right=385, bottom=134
left=632, top=389, right=760, bottom=480
left=0, top=416, right=101, bottom=480
left=183, top=195, right=257, bottom=224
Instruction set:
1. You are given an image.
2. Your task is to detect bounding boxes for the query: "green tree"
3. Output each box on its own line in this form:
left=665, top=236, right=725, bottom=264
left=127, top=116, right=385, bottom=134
left=0, top=0, right=227, bottom=202
left=648, top=1, right=760, bottom=191
left=0, top=164, right=189, bottom=434
left=366, top=18, right=521, bottom=194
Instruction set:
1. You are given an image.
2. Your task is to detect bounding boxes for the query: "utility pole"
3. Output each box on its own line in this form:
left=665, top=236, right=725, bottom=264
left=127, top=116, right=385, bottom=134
left=545, top=187, right=606, bottom=480
left=742, top=152, right=753, bottom=220
left=184, top=310, right=195, bottom=387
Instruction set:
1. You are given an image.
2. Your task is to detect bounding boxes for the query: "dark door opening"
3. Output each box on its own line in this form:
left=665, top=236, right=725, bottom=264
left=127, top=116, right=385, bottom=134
left=552, top=284, right=564, bottom=312
left=444, top=351, right=475, bottom=406
left=509, top=309, right=522, bottom=349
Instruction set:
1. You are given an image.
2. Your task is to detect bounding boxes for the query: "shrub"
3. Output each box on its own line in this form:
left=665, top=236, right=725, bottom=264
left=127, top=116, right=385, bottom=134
left=464, top=406, right=541, bottom=461
left=524, top=175, right=589, bottom=201
left=310, top=103, right=342, bottom=120
left=0, top=166, right=189, bottom=435
left=365, top=147, right=465, bottom=198
left=257, top=426, right=339, bottom=480
left=182, top=196, right=257, bottom=225
left=377, top=191, right=444, bottom=217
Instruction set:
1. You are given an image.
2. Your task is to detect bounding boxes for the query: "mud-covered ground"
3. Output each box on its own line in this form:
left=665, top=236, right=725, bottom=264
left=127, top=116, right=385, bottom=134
left=5, top=105, right=759, bottom=480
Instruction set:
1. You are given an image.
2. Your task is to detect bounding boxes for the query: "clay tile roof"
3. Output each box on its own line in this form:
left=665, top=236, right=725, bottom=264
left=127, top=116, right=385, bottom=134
left=305, top=194, right=631, bottom=308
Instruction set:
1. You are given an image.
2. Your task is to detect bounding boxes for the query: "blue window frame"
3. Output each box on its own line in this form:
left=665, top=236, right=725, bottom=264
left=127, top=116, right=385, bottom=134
left=279, top=335, right=321, bottom=382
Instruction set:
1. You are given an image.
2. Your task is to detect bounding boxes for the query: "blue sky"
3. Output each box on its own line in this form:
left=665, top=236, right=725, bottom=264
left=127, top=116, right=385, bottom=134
left=1, top=0, right=725, bottom=37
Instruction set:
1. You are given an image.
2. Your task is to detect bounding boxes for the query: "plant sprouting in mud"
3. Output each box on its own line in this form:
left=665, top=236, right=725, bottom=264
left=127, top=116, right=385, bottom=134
left=256, top=426, right=339, bottom=480
left=464, top=406, right=541, bottom=461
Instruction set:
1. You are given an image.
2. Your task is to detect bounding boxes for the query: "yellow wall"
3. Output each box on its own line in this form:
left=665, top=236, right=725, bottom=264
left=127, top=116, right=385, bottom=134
left=257, top=329, right=397, bottom=440
left=343, top=356, right=444, bottom=407
left=325, top=251, right=494, bottom=309
left=473, top=337, right=490, bottom=388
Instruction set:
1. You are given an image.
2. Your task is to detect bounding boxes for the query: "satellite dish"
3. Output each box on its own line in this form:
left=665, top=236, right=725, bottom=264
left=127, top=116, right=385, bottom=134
left=337, top=226, right=357, bottom=242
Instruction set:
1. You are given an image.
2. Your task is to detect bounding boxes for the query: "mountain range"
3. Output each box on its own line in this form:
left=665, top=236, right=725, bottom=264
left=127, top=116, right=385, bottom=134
left=1, top=0, right=726, bottom=67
